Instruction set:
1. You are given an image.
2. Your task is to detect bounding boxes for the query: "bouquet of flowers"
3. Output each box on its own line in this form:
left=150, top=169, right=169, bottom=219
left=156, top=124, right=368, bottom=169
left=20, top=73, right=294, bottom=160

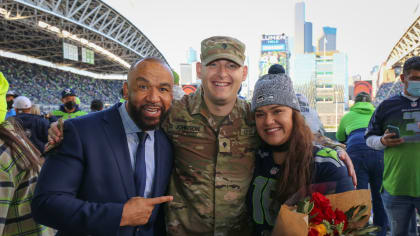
left=272, top=189, right=380, bottom=236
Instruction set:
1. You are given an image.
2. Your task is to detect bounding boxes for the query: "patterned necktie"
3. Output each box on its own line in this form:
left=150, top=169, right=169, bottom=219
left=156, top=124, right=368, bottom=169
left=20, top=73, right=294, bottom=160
left=134, top=132, right=148, bottom=197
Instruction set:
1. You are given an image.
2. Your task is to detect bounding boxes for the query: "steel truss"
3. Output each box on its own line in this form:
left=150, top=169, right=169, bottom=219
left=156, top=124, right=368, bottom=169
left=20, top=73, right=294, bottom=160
left=0, top=0, right=168, bottom=74
left=387, top=16, right=420, bottom=68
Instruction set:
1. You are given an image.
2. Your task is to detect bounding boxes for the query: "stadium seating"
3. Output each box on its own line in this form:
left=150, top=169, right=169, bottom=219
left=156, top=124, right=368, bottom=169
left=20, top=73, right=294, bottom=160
left=373, top=81, right=403, bottom=107
left=0, top=57, right=123, bottom=113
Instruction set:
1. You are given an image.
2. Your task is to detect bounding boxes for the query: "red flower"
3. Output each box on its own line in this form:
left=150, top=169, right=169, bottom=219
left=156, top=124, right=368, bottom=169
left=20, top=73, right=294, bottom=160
left=323, top=206, right=336, bottom=222
left=309, top=206, right=325, bottom=225
left=311, top=192, right=330, bottom=210
left=334, top=209, right=348, bottom=230
left=309, top=228, right=320, bottom=236
left=310, top=192, right=335, bottom=222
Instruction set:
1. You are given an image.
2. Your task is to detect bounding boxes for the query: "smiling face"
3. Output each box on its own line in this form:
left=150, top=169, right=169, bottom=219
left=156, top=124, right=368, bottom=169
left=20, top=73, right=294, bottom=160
left=255, top=104, right=294, bottom=146
left=197, top=59, right=247, bottom=106
left=124, top=59, right=173, bottom=130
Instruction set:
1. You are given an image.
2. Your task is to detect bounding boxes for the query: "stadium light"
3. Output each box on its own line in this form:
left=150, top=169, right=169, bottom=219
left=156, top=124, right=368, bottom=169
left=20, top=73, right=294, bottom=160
left=37, top=21, right=130, bottom=68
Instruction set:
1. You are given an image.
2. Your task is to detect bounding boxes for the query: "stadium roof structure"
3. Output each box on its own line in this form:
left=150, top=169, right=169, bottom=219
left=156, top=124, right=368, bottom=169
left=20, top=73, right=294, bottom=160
left=0, top=0, right=168, bottom=74
left=386, top=15, right=419, bottom=69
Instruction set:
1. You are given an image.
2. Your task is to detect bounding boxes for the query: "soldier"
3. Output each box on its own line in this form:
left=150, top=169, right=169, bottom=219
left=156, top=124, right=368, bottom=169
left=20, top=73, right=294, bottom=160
left=162, top=36, right=258, bottom=236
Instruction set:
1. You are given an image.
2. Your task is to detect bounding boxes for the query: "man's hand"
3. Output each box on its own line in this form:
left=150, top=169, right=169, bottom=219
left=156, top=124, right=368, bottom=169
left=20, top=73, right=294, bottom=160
left=337, top=150, right=357, bottom=187
left=120, top=196, right=173, bottom=227
left=381, top=129, right=404, bottom=147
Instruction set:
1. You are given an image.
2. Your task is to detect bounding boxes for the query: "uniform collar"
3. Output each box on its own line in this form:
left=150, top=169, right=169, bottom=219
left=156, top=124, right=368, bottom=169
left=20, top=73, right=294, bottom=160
left=188, top=86, right=253, bottom=124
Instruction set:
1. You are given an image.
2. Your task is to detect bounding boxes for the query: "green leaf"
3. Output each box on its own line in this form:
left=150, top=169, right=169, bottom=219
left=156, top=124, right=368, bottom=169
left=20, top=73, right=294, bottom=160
left=353, top=225, right=381, bottom=235
left=345, top=205, right=359, bottom=219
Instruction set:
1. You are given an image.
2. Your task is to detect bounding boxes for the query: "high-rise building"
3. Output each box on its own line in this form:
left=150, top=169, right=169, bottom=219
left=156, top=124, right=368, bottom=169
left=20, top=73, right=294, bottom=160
left=294, top=1, right=305, bottom=54
left=318, top=27, right=337, bottom=52
left=314, top=52, right=348, bottom=130
left=292, top=53, right=317, bottom=108
left=180, top=63, right=192, bottom=85
left=304, top=21, right=313, bottom=53
left=259, top=34, right=290, bottom=76
left=291, top=51, right=349, bottom=131
left=187, top=47, right=197, bottom=64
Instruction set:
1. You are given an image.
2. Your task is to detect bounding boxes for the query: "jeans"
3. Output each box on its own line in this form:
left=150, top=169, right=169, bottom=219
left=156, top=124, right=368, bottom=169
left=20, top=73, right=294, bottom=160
left=347, top=147, right=388, bottom=236
left=381, top=189, right=420, bottom=236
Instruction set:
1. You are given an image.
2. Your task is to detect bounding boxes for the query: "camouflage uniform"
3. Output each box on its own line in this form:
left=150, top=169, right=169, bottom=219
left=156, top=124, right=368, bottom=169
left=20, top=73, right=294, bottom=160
left=162, top=88, right=259, bottom=236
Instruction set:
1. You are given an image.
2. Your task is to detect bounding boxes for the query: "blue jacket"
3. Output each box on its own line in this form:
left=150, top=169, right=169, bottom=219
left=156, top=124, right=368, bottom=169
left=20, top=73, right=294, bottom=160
left=32, top=103, right=173, bottom=236
left=15, top=113, right=49, bottom=153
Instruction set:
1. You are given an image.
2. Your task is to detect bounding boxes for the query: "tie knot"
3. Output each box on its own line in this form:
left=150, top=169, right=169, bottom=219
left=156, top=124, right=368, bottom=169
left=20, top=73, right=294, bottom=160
left=137, top=131, right=148, bottom=144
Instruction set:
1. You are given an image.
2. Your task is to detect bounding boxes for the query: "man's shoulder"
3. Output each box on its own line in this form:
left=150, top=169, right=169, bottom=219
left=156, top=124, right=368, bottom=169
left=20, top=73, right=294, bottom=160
left=379, top=94, right=405, bottom=107
left=67, top=104, right=118, bottom=126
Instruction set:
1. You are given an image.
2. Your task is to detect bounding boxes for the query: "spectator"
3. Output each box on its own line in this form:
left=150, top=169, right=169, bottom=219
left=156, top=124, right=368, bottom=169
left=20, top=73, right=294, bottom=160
left=268, top=64, right=285, bottom=74
left=366, top=56, right=420, bottom=236
left=6, top=89, right=18, bottom=118
left=90, top=99, right=104, bottom=112
left=14, top=96, right=49, bottom=153
left=337, top=92, right=388, bottom=236
left=0, top=74, right=54, bottom=235
left=30, top=104, right=42, bottom=116
left=50, top=88, right=88, bottom=121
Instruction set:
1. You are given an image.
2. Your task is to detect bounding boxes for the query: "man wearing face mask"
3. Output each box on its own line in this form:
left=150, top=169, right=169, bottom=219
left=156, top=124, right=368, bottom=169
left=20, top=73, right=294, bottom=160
left=366, top=56, right=420, bottom=236
left=5, top=89, right=18, bottom=119
left=50, top=88, right=87, bottom=121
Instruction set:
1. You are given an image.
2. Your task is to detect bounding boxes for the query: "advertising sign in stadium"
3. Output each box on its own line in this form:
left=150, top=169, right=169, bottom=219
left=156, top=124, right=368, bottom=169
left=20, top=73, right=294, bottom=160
left=63, top=42, right=78, bottom=61
left=259, top=34, right=289, bottom=76
left=82, top=48, right=95, bottom=65
left=353, top=80, right=372, bottom=98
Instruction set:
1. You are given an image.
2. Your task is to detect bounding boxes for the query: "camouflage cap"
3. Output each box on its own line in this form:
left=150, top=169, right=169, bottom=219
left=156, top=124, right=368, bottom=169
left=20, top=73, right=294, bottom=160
left=200, top=36, right=246, bottom=66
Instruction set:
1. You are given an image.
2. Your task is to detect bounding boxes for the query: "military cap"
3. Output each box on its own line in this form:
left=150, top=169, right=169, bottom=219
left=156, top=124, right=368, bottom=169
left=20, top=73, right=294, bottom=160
left=200, top=36, right=246, bottom=66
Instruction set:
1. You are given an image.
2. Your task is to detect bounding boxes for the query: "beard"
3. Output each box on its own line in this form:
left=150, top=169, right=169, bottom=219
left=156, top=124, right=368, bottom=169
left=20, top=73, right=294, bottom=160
left=127, top=101, right=168, bottom=131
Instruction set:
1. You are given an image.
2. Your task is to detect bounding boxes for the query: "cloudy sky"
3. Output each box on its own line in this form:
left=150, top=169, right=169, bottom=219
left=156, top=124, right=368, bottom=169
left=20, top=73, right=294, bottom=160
left=104, top=0, right=419, bottom=86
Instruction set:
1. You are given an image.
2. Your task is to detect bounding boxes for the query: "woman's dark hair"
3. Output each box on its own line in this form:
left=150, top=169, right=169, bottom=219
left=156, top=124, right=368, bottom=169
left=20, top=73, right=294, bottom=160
left=274, top=109, right=314, bottom=205
left=0, top=119, right=41, bottom=171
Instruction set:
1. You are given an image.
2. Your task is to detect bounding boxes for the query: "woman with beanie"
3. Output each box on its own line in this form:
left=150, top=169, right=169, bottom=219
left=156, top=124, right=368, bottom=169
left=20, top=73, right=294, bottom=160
left=247, top=72, right=354, bottom=235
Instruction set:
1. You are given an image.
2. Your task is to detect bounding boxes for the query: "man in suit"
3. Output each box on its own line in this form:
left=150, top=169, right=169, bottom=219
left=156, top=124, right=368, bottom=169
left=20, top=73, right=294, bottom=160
left=31, top=57, right=174, bottom=236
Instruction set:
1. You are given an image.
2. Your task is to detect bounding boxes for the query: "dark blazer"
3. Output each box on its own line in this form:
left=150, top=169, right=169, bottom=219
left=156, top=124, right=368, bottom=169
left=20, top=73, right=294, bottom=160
left=32, top=103, right=173, bottom=236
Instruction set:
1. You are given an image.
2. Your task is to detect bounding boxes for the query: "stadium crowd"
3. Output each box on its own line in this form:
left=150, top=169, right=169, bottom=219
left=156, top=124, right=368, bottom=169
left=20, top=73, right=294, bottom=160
left=373, top=81, right=404, bottom=107
left=0, top=57, right=123, bottom=110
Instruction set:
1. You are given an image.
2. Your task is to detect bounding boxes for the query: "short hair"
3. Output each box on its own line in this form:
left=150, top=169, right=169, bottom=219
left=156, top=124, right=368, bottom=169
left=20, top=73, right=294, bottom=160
left=403, top=56, right=420, bottom=75
left=90, top=99, right=104, bottom=111
left=355, top=92, right=371, bottom=103
left=129, top=57, right=170, bottom=72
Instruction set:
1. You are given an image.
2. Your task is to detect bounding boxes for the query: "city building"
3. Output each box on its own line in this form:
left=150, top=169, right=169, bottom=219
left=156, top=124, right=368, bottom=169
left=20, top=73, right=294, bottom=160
left=187, top=47, right=197, bottom=64
left=180, top=63, right=192, bottom=85
left=259, top=34, right=290, bottom=76
left=291, top=51, right=349, bottom=131
left=294, top=1, right=305, bottom=54
left=304, top=21, right=313, bottom=53
left=318, top=27, right=337, bottom=52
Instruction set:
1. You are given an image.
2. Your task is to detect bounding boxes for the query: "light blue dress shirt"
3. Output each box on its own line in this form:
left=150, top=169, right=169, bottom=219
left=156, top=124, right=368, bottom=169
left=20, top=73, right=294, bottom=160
left=118, top=103, right=155, bottom=198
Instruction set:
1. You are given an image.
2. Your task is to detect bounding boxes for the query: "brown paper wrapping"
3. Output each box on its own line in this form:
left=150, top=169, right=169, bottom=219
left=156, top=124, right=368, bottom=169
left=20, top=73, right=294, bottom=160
left=325, top=189, right=372, bottom=228
left=272, top=205, right=308, bottom=236
left=272, top=189, right=372, bottom=236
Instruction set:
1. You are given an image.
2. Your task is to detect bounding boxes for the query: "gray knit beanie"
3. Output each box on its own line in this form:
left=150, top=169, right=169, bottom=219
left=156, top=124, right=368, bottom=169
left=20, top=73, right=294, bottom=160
left=251, top=73, right=300, bottom=112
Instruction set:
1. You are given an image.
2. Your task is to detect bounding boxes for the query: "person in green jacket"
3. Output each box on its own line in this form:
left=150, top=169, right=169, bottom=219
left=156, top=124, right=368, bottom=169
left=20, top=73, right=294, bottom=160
left=50, top=88, right=87, bottom=121
left=336, top=92, right=388, bottom=236
left=0, top=72, right=9, bottom=123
